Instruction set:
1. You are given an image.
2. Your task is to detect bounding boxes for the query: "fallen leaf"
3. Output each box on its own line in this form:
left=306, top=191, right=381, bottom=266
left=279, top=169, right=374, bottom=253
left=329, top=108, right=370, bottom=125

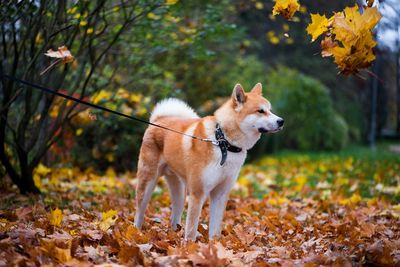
left=49, top=208, right=63, bottom=227
left=99, top=209, right=118, bottom=231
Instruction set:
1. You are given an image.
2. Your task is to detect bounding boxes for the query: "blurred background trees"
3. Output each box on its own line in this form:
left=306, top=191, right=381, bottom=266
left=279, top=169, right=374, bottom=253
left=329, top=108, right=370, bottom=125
left=1, top=0, right=399, bottom=193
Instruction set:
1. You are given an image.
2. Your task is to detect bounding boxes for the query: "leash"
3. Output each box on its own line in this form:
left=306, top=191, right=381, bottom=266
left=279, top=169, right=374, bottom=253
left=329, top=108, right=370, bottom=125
left=0, top=73, right=220, bottom=146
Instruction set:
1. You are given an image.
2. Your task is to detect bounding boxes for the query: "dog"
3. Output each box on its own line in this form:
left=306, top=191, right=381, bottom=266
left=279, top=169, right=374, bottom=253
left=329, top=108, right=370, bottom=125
left=134, top=83, right=284, bottom=240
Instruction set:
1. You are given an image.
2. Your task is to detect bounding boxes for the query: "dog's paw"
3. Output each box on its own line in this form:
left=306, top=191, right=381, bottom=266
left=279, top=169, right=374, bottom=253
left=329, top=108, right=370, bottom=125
left=172, top=223, right=182, bottom=232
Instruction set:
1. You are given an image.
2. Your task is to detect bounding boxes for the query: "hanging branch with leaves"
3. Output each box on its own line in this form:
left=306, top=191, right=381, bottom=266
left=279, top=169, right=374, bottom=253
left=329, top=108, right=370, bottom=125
left=272, top=0, right=382, bottom=75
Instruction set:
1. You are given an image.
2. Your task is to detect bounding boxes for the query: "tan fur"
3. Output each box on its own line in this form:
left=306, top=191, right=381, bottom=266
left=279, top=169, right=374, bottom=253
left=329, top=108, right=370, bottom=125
left=134, top=83, right=283, bottom=240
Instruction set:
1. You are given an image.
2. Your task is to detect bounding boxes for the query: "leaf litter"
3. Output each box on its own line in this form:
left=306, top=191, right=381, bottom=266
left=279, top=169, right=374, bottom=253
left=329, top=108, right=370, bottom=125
left=0, top=155, right=399, bottom=266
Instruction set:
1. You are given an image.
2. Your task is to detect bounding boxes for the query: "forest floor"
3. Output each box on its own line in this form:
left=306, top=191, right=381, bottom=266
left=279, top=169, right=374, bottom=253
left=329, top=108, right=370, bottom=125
left=1, top=143, right=399, bottom=266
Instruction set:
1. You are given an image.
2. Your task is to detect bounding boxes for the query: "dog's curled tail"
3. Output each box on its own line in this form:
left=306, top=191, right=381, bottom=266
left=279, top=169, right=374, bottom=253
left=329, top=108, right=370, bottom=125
left=150, top=98, right=199, bottom=122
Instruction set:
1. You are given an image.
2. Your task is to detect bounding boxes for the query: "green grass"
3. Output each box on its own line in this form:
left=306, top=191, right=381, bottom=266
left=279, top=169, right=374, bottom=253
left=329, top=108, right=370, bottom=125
left=269, top=141, right=400, bottom=160
left=239, top=141, right=400, bottom=202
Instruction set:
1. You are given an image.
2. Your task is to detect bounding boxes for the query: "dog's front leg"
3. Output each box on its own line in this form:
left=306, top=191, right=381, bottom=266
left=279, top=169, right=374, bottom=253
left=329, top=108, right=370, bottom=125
left=208, top=177, right=235, bottom=239
left=184, top=193, right=206, bottom=241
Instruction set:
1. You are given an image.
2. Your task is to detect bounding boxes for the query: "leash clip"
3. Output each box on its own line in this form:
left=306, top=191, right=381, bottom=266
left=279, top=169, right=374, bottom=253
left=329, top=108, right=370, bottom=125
left=202, top=138, right=219, bottom=146
left=211, top=140, right=220, bottom=146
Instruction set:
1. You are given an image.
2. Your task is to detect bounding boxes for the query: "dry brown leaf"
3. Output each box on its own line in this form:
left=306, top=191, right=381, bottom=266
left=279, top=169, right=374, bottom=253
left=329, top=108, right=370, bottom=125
left=44, top=46, right=74, bottom=63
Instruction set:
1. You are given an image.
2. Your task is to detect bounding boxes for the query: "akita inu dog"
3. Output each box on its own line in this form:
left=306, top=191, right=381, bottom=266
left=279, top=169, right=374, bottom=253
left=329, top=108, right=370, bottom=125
left=134, top=83, right=284, bottom=240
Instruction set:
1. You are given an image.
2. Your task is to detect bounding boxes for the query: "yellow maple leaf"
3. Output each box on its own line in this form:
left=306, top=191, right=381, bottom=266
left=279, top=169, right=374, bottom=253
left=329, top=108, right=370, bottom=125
left=49, top=208, right=63, bottom=227
left=33, top=174, right=43, bottom=189
left=91, top=90, right=112, bottom=104
left=332, top=6, right=381, bottom=48
left=332, top=7, right=361, bottom=44
left=339, top=193, right=362, bottom=205
left=272, top=0, right=300, bottom=20
left=35, top=163, right=51, bottom=176
left=294, top=175, right=307, bottom=191
left=315, top=5, right=382, bottom=75
left=130, top=93, right=142, bottom=103
left=99, top=209, right=118, bottom=231
left=360, top=7, right=382, bottom=31
left=306, top=13, right=329, bottom=42
left=267, top=196, right=289, bottom=206
left=165, top=0, right=178, bottom=5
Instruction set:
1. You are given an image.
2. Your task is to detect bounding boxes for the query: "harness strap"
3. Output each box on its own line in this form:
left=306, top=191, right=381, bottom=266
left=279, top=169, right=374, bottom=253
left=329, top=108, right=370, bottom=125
left=215, top=123, right=243, bottom=165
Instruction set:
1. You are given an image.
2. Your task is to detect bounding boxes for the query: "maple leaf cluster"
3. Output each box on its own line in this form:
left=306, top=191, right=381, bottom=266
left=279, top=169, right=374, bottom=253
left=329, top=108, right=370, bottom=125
left=306, top=5, right=382, bottom=75
left=272, top=0, right=300, bottom=20
left=1, top=154, right=399, bottom=266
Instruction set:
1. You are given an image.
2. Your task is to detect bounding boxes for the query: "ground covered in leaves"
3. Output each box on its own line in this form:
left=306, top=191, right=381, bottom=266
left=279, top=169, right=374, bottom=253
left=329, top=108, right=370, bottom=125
left=1, top=147, right=400, bottom=266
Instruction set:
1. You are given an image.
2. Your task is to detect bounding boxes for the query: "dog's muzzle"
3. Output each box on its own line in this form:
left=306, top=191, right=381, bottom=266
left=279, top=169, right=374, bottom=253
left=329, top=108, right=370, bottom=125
left=258, top=126, right=284, bottom=133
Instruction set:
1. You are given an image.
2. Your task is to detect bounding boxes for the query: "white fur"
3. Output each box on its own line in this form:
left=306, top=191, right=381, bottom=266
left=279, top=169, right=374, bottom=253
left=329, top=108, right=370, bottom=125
left=182, top=122, right=198, bottom=160
left=150, top=98, right=199, bottom=122
left=165, top=174, right=186, bottom=230
left=240, top=108, right=283, bottom=135
left=215, top=105, right=261, bottom=150
left=196, top=118, right=247, bottom=239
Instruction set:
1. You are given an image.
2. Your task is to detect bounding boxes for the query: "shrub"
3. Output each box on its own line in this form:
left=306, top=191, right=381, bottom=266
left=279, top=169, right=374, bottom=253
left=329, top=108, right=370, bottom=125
left=263, top=66, right=349, bottom=151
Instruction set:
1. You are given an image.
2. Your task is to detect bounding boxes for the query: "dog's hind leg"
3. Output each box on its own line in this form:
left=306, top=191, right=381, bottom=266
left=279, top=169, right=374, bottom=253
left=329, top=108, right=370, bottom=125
left=165, top=174, right=186, bottom=230
left=134, top=144, right=160, bottom=229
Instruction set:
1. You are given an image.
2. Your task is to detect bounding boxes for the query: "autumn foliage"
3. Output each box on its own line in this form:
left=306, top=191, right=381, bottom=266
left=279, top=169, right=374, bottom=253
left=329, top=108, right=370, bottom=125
left=0, top=1, right=397, bottom=266
left=306, top=5, right=382, bottom=74
left=272, top=0, right=300, bottom=20
left=1, top=153, right=399, bottom=266
left=272, top=0, right=382, bottom=75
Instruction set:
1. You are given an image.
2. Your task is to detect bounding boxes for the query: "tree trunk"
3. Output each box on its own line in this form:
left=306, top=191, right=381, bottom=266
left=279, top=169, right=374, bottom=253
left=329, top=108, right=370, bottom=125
left=19, top=168, right=40, bottom=194
left=0, top=152, right=40, bottom=194
left=396, top=50, right=400, bottom=137
left=368, top=59, right=380, bottom=149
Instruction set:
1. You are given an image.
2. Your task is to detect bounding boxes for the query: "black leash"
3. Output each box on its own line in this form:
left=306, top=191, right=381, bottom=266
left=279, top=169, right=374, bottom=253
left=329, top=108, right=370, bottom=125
left=0, top=73, right=219, bottom=145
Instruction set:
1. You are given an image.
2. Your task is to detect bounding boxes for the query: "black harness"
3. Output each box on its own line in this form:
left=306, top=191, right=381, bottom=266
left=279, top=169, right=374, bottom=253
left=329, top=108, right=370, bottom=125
left=215, top=123, right=243, bottom=165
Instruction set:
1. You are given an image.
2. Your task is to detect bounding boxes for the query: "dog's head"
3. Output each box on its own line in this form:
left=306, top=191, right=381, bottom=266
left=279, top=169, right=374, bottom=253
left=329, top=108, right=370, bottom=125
left=230, top=83, right=284, bottom=135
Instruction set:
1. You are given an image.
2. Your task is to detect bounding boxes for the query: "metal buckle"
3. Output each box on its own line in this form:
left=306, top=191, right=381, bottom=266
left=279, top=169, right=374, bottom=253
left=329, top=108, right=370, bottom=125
left=202, top=138, right=219, bottom=146
left=212, top=140, right=220, bottom=146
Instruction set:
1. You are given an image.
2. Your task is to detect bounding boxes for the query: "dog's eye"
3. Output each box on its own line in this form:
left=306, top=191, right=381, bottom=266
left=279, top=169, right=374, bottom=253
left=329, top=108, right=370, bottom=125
left=257, top=109, right=265, bottom=114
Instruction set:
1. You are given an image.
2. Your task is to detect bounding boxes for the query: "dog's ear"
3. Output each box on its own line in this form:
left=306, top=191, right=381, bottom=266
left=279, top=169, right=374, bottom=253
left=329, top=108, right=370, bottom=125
left=232, top=84, right=246, bottom=105
left=251, top=83, right=262, bottom=95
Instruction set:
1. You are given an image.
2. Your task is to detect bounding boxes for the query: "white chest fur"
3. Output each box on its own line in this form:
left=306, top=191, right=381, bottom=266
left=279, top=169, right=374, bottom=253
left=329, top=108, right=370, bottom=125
left=199, top=119, right=248, bottom=193
left=201, top=145, right=246, bottom=194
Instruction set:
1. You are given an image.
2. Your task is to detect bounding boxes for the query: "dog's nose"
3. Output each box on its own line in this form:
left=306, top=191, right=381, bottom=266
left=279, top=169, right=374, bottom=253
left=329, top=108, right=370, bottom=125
left=277, top=119, right=284, bottom=127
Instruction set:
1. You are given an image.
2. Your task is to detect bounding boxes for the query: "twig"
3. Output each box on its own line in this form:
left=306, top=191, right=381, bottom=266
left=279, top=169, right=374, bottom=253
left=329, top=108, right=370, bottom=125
left=0, top=88, right=23, bottom=114
left=40, top=59, right=62, bottom=76
left=364, top=69, right=385, bottom=85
